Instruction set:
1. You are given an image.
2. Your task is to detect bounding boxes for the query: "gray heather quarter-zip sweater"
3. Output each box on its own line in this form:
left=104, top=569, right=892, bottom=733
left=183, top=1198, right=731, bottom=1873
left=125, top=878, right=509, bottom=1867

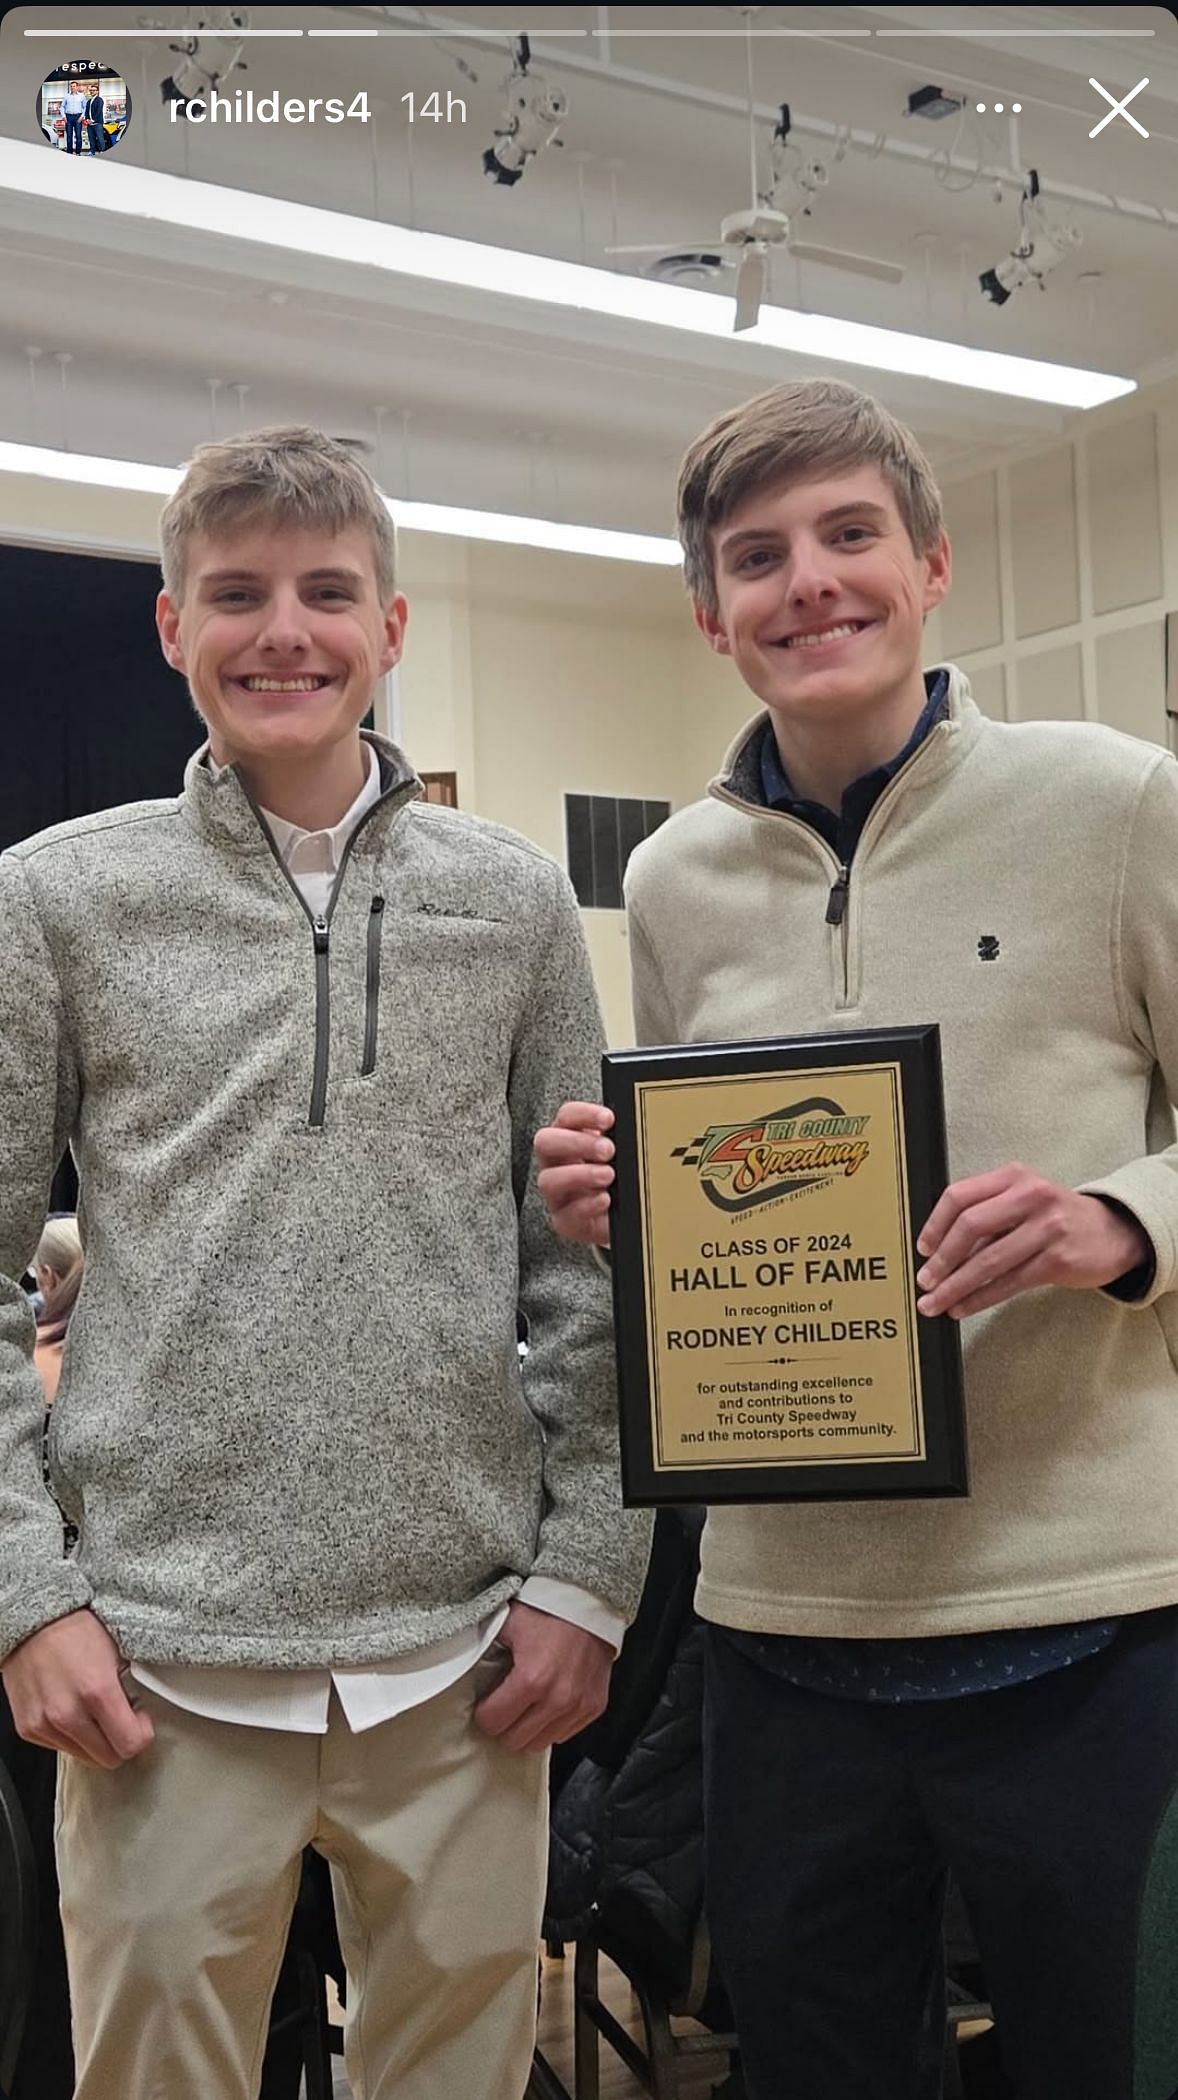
left=0, top=732, right=651, bottom=1667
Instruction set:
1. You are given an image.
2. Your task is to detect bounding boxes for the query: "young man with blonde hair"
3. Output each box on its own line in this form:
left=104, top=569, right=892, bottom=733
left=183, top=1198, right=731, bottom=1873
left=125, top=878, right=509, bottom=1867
left=535, top=376, right=1178, bottom=2099
left=0, top=425, right=650, bottom=2100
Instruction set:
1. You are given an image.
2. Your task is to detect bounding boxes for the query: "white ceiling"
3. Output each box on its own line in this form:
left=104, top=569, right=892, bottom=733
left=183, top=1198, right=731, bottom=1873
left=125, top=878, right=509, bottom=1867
left=0, top=2, right=1175, bottom=534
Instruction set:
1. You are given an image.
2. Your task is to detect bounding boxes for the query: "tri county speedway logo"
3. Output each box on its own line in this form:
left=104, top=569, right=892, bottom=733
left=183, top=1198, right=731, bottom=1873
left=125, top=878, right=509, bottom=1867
left=672, top=1096, right=871, bottom=1215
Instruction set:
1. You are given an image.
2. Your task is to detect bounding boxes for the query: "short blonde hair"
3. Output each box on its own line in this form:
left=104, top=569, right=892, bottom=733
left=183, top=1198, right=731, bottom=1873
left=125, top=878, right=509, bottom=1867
left=35, top=1215, right=83, bottom=1345
left=677, top=377, right=945, bottom=613
left=35, top=1215, right=81, bottom=1279
left=160, top=425, right=398, bottom=605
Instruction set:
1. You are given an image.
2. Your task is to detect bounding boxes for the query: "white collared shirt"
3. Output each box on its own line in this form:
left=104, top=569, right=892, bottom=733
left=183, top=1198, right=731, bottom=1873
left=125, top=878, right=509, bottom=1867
left=132, top=740, right=623, bottom=1730
left=256, top=736, right=383, bottom=921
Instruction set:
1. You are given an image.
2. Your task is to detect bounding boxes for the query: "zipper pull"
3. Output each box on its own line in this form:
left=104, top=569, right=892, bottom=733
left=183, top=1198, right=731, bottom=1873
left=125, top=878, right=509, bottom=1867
left=313, top=917, right=329, bottom=954
left=369, top=896, right=385, bottom=919
left=825, top=865, right=850, bottom=927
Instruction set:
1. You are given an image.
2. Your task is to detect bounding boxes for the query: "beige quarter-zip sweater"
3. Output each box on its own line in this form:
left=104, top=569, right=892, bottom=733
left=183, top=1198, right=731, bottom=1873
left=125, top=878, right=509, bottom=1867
left=624, top=667, right=1178, bottom=1638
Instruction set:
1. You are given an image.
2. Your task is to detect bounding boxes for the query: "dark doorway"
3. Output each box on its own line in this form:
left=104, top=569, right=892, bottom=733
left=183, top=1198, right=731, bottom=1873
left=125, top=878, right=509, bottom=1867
left=0, top=540, right=199, bottom=855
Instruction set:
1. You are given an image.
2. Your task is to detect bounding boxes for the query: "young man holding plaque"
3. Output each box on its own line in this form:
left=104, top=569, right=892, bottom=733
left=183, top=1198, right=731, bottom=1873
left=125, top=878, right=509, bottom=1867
left=533, top=376, right=1178, bottom=2100
left=0, top=426, right=651, bottom=2100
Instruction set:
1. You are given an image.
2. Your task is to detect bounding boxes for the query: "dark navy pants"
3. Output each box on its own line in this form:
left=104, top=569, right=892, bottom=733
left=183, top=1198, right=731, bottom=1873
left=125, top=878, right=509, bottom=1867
left=703, top=1608, right=1178, bottom=2100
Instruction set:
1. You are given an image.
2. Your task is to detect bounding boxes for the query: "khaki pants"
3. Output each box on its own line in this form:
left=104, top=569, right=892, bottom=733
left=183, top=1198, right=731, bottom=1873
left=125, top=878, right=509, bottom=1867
left=55, top=1655, right=549, bottom=2100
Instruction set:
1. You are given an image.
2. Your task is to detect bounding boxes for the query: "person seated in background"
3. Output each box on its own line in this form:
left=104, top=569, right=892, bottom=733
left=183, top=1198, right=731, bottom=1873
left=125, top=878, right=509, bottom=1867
left=31, top=1215, right=82, bottom=1406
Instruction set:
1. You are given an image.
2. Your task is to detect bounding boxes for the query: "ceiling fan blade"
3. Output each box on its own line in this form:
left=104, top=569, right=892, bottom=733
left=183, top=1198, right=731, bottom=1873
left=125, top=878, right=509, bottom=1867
left=733, top=247, right=766, bottom=332
left=789, top=241, right=905, bottom=285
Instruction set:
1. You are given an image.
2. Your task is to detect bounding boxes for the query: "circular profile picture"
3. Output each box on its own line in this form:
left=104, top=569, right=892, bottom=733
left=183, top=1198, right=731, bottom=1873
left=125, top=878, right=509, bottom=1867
left=37, top=60, right=132, bottom=158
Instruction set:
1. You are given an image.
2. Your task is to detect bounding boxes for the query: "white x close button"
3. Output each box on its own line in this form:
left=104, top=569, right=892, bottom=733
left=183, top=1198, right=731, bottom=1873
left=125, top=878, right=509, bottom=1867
left=1088, top=78, right=1150, bottom=139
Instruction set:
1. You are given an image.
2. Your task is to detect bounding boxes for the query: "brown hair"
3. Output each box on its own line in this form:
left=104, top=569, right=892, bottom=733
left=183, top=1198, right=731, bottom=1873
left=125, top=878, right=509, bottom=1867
left=159, top=426, right=398, bottom=605
left=677, top=376, right=945, bottom=613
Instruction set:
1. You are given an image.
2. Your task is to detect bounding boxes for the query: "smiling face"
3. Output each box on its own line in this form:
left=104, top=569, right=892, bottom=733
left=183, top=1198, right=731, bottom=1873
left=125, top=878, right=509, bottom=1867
left=695, top=466, right=951, bottom=743
left=155, top=522, right=406, bottom=779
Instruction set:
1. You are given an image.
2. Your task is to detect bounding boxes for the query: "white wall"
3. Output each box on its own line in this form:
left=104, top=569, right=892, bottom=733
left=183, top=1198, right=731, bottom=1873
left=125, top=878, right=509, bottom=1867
left=0, top=472, right=163, bottom=564
left=396, top=535, right=752, bottom=1043
left=927, top=373, right=1178, bottom=746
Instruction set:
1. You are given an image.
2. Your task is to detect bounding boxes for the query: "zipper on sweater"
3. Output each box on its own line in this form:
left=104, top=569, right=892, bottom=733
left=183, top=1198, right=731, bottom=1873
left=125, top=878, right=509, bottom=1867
left=713, top=719, right=951, bottom=1013
left=360, top=895, right=385, bottom=1076
left=233, top=759, right=419, bottom=1131
left=825, top=863, right=851, bottom=1004
left=308, top=918, right=331, bottom=1127
left=711, top=785, right=852, bottom=1007
left=825, top=865, right=850, bottom=927
left=823, top=865, right=848, bottom=1003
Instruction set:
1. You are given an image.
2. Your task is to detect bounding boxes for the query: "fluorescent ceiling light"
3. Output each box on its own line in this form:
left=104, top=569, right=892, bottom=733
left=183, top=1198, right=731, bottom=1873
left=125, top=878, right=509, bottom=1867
left=0, top=443, right=179, bottom=497
left=0, top=442, right=682, bottom=565
left=399, top=498, right=680, bottom=563
left=0, top=139, right=1134, bottom=411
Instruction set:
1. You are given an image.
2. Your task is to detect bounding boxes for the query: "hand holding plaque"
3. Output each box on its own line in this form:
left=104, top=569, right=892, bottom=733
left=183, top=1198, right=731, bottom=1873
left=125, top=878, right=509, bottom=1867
left=601, top=1027, right=967, bottom=1505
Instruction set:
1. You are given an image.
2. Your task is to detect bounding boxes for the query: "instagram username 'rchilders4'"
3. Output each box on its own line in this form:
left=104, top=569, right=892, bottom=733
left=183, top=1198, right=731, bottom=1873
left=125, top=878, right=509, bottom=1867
left=169, top=89, right=467, bottom=126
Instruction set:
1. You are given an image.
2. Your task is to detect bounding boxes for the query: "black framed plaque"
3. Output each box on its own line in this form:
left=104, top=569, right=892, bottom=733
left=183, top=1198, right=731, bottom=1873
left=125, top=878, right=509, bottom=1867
left=602, top=1026, right=967, bottom=1505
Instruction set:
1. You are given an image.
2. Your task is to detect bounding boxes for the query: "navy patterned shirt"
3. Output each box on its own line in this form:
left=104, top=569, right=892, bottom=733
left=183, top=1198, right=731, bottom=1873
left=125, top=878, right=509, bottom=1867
left=722, top=668, right=1121, bottom=1701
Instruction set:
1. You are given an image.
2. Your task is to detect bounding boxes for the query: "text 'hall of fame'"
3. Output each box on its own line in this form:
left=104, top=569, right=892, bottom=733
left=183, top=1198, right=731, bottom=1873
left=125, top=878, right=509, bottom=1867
left=604, top=1031, right=967, bottom=1504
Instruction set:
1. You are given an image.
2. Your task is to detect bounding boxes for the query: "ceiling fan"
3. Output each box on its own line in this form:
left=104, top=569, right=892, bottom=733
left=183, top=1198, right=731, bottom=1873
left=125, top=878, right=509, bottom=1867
left=606, top=10, right=904, bottom=332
